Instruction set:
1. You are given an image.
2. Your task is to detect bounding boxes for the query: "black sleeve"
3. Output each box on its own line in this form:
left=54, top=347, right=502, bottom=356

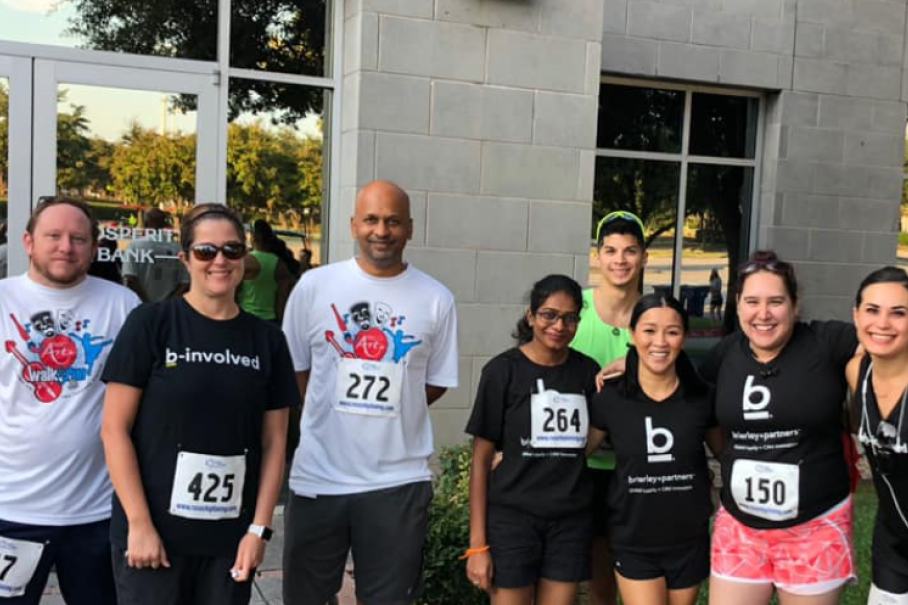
left=465, top=356, right=511, bottom=445
left=810, top=320, right=858, bottom=369
left=705, top=387, right=718, bottom=428
left=590, top=389, right=611, bottom=431
left=698, top=334, right=735, bottom=385
left=266, top=327, right=298, bottom=411
left=101, top=304, right=157, bottom=388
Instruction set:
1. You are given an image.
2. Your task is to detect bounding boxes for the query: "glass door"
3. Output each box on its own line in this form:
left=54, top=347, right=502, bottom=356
left=0, top=55, right=31, bottom=279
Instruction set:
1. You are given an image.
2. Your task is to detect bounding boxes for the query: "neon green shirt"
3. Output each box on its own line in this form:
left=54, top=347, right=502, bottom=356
left=239, top=250, right=279, bottom=321
left=570, top=288, right=632, bottom=470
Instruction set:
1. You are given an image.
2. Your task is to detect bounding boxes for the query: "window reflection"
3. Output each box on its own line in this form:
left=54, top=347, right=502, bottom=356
left=597, top=84, right=684, bottom=153
left=689, top=93, right=758, bottom=159
left=0, top=78, right=7, bottom=279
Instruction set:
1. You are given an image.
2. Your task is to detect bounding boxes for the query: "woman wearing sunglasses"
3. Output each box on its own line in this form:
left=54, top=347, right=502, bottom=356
left=465, top=274, right=600, bottom=605
left=700, top=250, right=858, bottom=605
left=847, top=267, right=908, bottom=605
left=100, top=204, right=297, bottom=605
left=588, top=293, right=718, bottom=605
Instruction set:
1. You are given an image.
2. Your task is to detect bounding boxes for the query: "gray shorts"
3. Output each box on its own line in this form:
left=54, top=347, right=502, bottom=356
left=282, top=481, right=433, bottom=605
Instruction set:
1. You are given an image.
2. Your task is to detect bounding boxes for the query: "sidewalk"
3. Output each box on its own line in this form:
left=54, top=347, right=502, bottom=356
left=40, top=507, right=357, bottom=605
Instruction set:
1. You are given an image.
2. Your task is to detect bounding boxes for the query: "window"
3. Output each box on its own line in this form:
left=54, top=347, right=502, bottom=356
left=593, top=79, right=761, bottom=348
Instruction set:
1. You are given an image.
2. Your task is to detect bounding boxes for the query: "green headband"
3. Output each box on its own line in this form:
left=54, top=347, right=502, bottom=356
left=595, top=210, right=645, bottom=245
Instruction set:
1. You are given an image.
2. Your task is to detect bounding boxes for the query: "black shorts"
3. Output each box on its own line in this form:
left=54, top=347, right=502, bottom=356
left=488, top=504, right=592, bottom=589
left=591, top=468, right=612, bottom=538
left=612, top=537, right=710, bottom=590
left=111, top=548, right=251, bottom=605
left=282, top=481, right=432, bottom=605
left=872, top=522, right=908, bottom=594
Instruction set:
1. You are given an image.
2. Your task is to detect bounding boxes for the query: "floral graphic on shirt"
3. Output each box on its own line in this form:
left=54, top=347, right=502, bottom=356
left=325, top=302, right=422, bottom=364
left=4, top=311, right=113, bottom=403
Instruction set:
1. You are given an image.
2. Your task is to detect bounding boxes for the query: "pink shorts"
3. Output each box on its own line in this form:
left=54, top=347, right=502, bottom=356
left=711, top=499, right=856, bottom=595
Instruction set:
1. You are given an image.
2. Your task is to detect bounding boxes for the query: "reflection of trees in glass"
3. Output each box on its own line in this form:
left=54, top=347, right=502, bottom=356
left=227, top=121, right=322, bottom=227
left=593, top=157, right=679, bottom=247
left=66, top=0, right=327, bottom=122
left=597, top=85, right=683, bottom=153
left=109, top=124, right=196, bottom=207
left=687, top=165, right=748, bottom=333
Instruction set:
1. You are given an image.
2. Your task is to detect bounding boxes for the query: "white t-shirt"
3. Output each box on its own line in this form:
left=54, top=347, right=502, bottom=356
left=283, top=259, right=459, bottom=495
left=0, top=274, right=140, bottom=525
left=121, top=238, right=187, bottom=302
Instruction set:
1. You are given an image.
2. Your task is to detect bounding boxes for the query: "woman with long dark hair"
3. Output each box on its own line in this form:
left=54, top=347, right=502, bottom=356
left=588, top=293, right=718, bottom=605
left=847, top=266, right=908, bottom=605
left=464, top=274, right=600, bottom=605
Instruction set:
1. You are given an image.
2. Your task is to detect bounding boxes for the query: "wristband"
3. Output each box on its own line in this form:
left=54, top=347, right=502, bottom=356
left=459, top=546, right=490, bottom=560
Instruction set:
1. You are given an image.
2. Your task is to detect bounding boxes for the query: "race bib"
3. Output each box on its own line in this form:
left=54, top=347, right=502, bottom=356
left=730, top=459, right=799, bottom=521
left=530, top=379, right=588, bottom=449
left=334, top=358, right=403, bottom=417
left=0, top=537, right=44, bottom=598
left=169, top=452, right=246, bottom=520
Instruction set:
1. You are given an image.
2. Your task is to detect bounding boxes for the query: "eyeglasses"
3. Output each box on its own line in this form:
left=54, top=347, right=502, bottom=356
left=189, top=242, right=246, bottom=261
left=595, top=210, right=645, bottom=244
left=535, top=310, right=581, bottom=327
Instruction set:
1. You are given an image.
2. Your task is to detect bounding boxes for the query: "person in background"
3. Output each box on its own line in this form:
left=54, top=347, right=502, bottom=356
left=0, top=220, right=8, bottom=278
left=570, top=210, right=648, bottom=605
left=709, top=268, right=723, bottom=324
left=240, top=219, right=294, bottom=323
left=123, top=208, right=188, bottom=302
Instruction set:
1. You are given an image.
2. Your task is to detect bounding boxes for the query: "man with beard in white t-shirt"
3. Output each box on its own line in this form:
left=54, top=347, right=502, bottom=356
left=0, top=197, right=140, bottom=604
left=282, top=180, right=459, bottom=605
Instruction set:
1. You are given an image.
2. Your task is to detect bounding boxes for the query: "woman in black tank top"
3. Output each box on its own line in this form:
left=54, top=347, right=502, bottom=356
left=848, top=267, right=908, bottom=604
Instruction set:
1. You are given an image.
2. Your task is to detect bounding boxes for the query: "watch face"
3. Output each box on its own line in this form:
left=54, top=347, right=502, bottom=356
left=261, top=527, right=274, bottom=541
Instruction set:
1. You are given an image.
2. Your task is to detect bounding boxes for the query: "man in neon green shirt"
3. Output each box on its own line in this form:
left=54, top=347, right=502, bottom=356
left=570, top=210, right=647, bottom=605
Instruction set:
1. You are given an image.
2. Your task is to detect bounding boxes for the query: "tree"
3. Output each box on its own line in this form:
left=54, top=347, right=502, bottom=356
left=66, top=0, right=327, bottom=122
left=109, top=123, right=195, bottom=206
left=0, top=82, right=8, bottom=198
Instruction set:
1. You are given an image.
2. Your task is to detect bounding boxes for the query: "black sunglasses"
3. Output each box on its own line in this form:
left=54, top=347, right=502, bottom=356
left=189, top=242, right=246, bottom=261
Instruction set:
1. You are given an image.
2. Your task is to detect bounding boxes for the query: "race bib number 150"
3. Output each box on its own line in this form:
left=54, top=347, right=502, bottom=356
left=730, top=459, right=799, bottom=521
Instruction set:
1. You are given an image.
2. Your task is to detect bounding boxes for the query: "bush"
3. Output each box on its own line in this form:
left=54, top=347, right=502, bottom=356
left=899, top=231, right=908, bottom=247
left=420, top=444, right=486, bottom=605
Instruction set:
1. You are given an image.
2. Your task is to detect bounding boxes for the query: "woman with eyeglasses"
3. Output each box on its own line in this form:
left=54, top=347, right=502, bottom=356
left=99, top=204, right=296, bottom=605
left=588, top=293, right=719, bottom=605
left=464, top=274, right=600, bottom=605
left=571, top=210, right=648, bottom=605
left=846, top=267, right=908, bottom=605
left=700, top=250, right=858, bottom=605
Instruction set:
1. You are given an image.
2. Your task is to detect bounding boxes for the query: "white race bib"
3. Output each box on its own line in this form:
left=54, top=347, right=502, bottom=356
left=334, top=358, right=403, bottom=417
left=0, top=537, right=44, bottom=598
left=530, top=379, right=588, bottom=449
left=169, top=452, right=246, bottom=520
left=730, top=459, right=799, bottom=521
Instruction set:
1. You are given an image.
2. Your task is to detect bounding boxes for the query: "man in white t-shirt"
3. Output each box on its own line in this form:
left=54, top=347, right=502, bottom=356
left=282, top=180, right=459, bottom=605
left=0, top=197, right=140, bottom=604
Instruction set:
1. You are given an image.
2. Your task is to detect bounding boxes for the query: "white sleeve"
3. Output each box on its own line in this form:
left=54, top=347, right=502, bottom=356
left=282, top=278, right=312, bottom=372
left=426, top=296, right=458, bottom=388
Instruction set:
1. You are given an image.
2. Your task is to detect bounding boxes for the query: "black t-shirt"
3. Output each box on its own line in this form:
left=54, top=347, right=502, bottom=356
left=700, top=321, right=856, bottom=529
left=465, top=348, right=599, bottom=518
left=591, top=350, right=715, bottom=551
left=856, top=355, right=908, bottom=574
left=102, top=298, right=297, bottom=556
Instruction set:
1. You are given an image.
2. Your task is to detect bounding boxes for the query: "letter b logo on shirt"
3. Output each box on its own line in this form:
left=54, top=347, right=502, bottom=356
left=743, top=375, right=771, bottom=420
left=645, top=416, right=674, bottom=463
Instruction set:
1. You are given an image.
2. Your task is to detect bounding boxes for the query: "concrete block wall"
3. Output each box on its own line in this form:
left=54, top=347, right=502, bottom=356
left=339, top=0, right=605, bottom=447
left=599, top=0, right=908, bottom=320
left=760, top=0, right=907, bottom=318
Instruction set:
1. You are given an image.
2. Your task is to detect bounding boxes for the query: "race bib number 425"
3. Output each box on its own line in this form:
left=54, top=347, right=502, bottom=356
left=334, top=358, right=403, bottom=417
left=530, top=379, right=588, bottom=449
left=730, top=459, right=799, bottom=522
left=169, top=452, right=246, bottom=521
left=0, top=537, right=43, bottom=598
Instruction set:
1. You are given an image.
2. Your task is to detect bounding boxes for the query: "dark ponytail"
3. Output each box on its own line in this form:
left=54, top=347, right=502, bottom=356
left=513, top=274, right=583, bottom=344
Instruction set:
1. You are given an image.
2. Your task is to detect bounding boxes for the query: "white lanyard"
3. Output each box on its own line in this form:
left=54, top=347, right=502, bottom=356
left=860, top=362, right=907, bottom=453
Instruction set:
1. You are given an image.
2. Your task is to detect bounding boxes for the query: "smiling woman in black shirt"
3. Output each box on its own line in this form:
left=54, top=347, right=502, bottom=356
left=588, top=293, right=719, bottom=605
left=464, top=274, right=599, bottom=605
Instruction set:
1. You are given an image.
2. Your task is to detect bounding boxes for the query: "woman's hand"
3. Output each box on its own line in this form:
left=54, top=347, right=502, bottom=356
left=126, top=520, right=170, bottom=570
left=466, top=550, right=494, bottom=592
left=595, top=357, right=627, bottom=392
left=231, top=533, right=266, bottom=582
